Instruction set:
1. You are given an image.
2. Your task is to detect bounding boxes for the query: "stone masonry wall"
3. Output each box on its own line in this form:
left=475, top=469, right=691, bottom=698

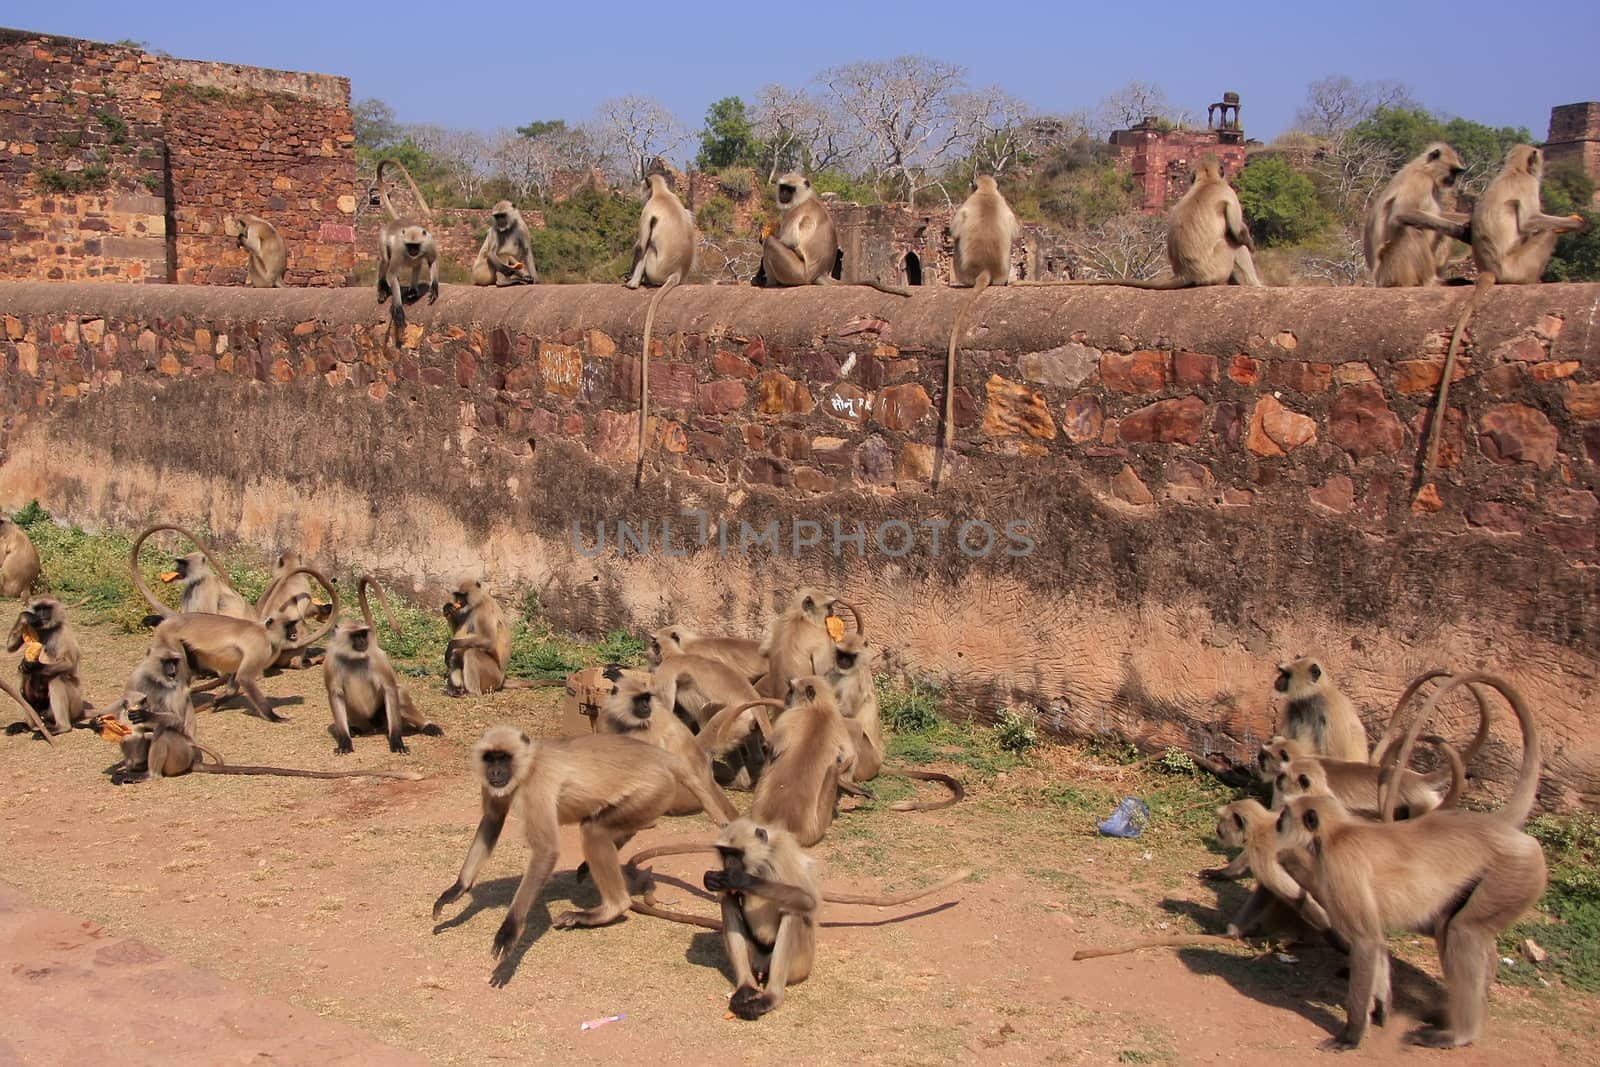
left=2, top=281, right=1599, bottom=808
left=1112, top=126, right=1252, bottom=212
left=0, top=28, right=357, bottom=286
left=1546, top=102, right=1600, bottom=203
left=0, top=30, right=169, bottom=282
left=164, top=84, right=357, bottom=287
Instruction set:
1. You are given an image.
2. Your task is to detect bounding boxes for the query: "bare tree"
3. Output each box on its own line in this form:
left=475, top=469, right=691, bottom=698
left=1094, top=81, right=1188, bottom=136
left=595, top=96, right=685, bottom=185
left=960, top=88, right=1035, bottom=180
left=820, top=55, right=977, bottom=207
left=1068, top=212, right=1168, bottom=280
left=405, top=123, right=448, bottom=159
left=1319, top=133, right=1405, bottom=224
left=436, top=129, right=491, bottom=202
left=750, top=84, right=857, bottom=183
left=1298, top=229, right=1368, bottom=286
left=491, top=125, right=603, bottom=200
left=1294, top=75, right=1419, bottom=137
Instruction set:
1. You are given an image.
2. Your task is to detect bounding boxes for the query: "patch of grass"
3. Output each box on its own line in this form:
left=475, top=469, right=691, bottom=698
left=362, top=582, right=451, bottom=666
left=36, top=164, right=111, bottom=194
left=878, top=675, right=941, bottom=734
left=1155, top=748, right=1196, bottom=774
left=1039, top=783, right=1115, bottom=817
left=168, top=83, right=230, bottom=103
left=95, top=109, right=128, bottom=145
left=886, top=714, right=1025, bottom=779
left=1504, top=813, right=1600, bottom=992
left=993, top=708, right=1038, bottom=753
left=8, top=506, right=657, bottom=686
left=505, top=618, right=583, bottom=679
left=1085, top=736, right=1142, bottom=765
left=590, top=628, right=647, bottom=666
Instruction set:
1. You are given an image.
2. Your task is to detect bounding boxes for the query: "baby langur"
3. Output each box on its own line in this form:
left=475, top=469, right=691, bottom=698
left=754, top=173, right=911, bottom=296
left=594, top=673, right=739, bottom=820
left=758, top=588, right=862, bottom=700
left=233, top=214, right=288, bottom=288
left=1278, top=672, right=1546, bottom=1050
left=1274, top=656, right=1368, bottom=763
left=7, top=596, right=91, bottom=735
left=109, top=645, right=422, bottom=783
left=130, top=524, right=252, bottom=622
left=650, top=625, right=767, bottom=684
left=372, top=158, right=439, bottom=346
left=324, top=576, right=442, bottom=755
left=1413, top=145, right=1588, bottom=473
left=626, top=173, right=697, bottom=481
left=432, top=726, right=728, bottom=961
left=0, top=515, right=41, bottom=598
left=1076, top=157, right=1261, bottom=288
left=941, top=175, right=1017, bottom=486
left=1202, top=798, right=1346, bottom=950
left=826, top=633, right=883, bottom=780
left=1364, top=142, right=1467, bottom=287
left=471, top=200, right=537, bottom=287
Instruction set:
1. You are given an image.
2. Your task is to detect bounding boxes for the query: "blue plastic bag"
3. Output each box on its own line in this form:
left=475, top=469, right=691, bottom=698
left=1096, top=797, right=1150, bottom=838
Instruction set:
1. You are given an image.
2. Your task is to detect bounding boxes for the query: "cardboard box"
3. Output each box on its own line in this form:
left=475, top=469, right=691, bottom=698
left=559, top=665, right=650, bottom=735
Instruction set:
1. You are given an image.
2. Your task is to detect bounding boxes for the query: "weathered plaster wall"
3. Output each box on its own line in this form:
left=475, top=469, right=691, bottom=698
left=2, top=280, right=1598, bottom=807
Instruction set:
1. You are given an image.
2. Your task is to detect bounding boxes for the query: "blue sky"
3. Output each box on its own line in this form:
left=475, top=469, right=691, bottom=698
left=15, top=1, right=1597, bottom=143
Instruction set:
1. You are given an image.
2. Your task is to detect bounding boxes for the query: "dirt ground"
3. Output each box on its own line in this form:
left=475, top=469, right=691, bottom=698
left=2, top=619, right=1595, bottom=1066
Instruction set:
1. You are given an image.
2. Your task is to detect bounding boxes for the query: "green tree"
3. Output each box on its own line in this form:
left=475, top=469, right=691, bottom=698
left=1541, top=163, right=1600, bottom=282
left=1351, top=107, right=1531, bottom=184
left=516, top=119, right=568, bottom=140
left=1235, top=155, right=1328, bottom=246
left=1003, top=139, right=1134, bottom=231
left=353, top=98, right=401, bottom=154
left=695, top=97, right=758, bottom=171
left=527, top=187, right=639, bottom=282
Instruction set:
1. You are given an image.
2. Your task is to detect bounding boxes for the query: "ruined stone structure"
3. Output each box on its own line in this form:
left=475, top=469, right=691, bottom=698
left=1111, top=91, right=1256, bottom=212
left=1546, top=101, right=1600, bottom=203
left=0, top=28, right=357, bottom=286
left=830, top=204, right=1079, bottom=288
left=3, top=281, right=1599, bottom=807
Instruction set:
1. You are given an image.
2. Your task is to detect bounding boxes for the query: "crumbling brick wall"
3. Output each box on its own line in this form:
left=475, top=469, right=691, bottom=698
left=2, top=279, right=1598, bottom=808
left=1112, top=125, right=1251, bottom=212
left=1546, top=102, right=1600, bottom=203
left=0, top=30, right=169, bottom=282
left=164, top=82, right=357, bottom=286
left=0, top=28, right=358, bottom=286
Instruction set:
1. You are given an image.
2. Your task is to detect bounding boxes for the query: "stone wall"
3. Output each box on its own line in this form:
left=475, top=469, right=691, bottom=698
left=2, top=280, right=1599, bottom=808
left=0, top=28, right=357, bottom=286
left=0, top=30, right=169, bottom=282
left=1546, top=101, right=1600, bottom=202
left=1111, top=124, right=1252, bottom=212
